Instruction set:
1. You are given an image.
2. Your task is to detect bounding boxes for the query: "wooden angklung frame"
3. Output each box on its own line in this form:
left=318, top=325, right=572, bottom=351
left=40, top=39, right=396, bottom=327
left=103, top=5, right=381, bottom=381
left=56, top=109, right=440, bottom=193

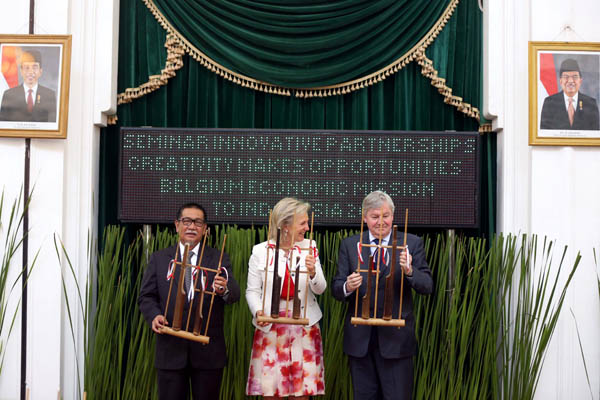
left=351, top=208, right=409, bottom=327
left=255, top=211, right=315, bottom=326
left=159, top=228, right=228, bottom=343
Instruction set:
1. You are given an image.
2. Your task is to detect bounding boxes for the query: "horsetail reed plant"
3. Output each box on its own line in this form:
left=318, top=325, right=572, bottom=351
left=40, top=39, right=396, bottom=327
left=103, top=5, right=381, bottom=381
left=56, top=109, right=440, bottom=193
left=213, top=225, right=263, bottom=400
left=0, top=189, right=36, bottom=377
left=82, top=227, right=580, bottom=400
left=414, top=234, right=501, bottom=400
left=316, top=229, right=355, bottom=400
left=499, top=235, right=580, bottom=400
left=414, top=234, right=580, bottom=400
left=54, top=232, right=94, bottom=399
left=83, top=226, right=175, bottom=400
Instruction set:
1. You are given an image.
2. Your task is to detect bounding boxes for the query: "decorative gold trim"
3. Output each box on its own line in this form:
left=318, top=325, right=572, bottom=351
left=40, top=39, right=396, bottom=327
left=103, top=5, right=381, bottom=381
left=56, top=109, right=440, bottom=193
left=478, top=123, right=493, bottom=134
left=110, top=0, right=480, bottom=123
left=116, top=33, right=185, bottom=105
left=107, top=114, right=118, bottom=125
left=416, top=50, right=480, bottom=120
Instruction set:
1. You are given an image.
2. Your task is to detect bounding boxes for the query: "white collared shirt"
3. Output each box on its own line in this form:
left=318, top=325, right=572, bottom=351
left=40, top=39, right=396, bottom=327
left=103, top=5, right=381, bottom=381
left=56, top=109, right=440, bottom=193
left=563, top=92, right=579, bottom=113
left=23, top=84, right=39, bottom=105
left=368, top=231, right=391, bottom=257
left=178, top=242, right=202, bottom=301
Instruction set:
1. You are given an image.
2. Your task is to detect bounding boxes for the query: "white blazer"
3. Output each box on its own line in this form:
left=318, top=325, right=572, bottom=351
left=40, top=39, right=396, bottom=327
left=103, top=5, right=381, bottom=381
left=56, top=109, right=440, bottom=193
left=246, top=238, right=327, bottom=332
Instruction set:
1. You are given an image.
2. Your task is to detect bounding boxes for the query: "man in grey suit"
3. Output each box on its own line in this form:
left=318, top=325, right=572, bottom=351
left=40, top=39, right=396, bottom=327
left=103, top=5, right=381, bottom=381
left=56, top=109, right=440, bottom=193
left=0, top=49, right=57, bottom=122
left=332, top=191, right=433, bottom=400
left=138, top=202, right=240, bottom=400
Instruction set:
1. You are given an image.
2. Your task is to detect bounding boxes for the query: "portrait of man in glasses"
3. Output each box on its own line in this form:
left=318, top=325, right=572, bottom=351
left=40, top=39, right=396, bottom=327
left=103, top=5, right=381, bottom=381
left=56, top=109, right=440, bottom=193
left=540, top=58, right=600, bottom=131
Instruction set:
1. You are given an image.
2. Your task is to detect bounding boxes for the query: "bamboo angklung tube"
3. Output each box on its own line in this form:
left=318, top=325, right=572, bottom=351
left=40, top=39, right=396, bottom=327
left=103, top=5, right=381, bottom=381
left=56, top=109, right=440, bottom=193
left=383, top=225, right=398, bottom=320
left=186, top=228, right=209, bottom=332
left=202, top=234, right=227, bottom=336
left=172, top=243, right=191, bottom=331
left=270, top=228, right=282, bottom=319
left=361, top=255, right=374, bottom=319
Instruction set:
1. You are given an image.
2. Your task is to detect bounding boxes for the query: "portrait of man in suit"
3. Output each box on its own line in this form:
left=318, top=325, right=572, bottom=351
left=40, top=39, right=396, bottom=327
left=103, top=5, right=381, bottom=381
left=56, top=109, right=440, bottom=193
left=540, top=58, right=600, bottom=131
left=0, top=49, right=57, bottom=123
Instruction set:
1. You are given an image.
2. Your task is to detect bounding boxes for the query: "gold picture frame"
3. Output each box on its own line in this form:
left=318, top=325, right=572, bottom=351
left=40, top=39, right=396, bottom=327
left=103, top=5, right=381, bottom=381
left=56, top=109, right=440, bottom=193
left=529, top=41, right=600, bottom=146
left=0, top=34, right=72, bottom=139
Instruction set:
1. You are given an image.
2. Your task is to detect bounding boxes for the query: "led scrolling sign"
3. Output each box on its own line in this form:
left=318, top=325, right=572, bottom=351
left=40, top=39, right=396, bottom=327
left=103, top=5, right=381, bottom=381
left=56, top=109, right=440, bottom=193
left=119, top=128, right=480, bottom=228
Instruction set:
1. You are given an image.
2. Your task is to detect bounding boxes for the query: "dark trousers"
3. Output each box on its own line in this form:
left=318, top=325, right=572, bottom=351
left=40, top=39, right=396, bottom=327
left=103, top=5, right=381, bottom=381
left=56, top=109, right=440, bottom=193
left=348, top=328, right=414, bottom=400
left=157, top=366, right=223, bottom=400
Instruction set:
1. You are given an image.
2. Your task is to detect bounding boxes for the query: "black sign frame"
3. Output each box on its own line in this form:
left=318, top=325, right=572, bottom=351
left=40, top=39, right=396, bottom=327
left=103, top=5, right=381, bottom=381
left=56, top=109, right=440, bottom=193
left=119, top=127, right=481, bottom=228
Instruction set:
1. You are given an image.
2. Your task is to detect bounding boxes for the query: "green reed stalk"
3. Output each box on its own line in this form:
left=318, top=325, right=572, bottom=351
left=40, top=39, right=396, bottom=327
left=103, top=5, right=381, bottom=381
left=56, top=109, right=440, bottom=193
left=0, top=189, right=35, bottom=376
left=54, top=232, right=93, bottom=399
left=82, top=227, right=580, bottom=400
left=499, top=235, right=580, bottom=400
left=214, top=225, right=261, bottom=400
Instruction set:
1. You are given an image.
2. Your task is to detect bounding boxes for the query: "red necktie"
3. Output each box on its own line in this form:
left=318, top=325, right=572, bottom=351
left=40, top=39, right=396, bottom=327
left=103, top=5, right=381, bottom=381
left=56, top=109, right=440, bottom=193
left=568, top=97, right=574, bottom=127
left=27, top=89, right=33, bottom=113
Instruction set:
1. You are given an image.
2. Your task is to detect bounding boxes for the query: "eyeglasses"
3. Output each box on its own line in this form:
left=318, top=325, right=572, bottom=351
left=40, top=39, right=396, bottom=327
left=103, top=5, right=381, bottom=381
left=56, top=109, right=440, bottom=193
left=178, top=218, right=206, bottom=227
left=561, top=74, right=581, bottom=82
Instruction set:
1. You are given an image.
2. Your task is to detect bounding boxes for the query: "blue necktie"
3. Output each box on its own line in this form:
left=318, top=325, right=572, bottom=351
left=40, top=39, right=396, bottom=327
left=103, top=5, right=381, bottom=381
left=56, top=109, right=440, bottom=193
left=372, top=238, right=382, bottom=268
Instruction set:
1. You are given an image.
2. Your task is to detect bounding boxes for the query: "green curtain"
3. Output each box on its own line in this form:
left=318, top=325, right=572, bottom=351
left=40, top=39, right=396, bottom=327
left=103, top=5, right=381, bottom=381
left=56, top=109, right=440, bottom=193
left=150, top=0, right=450, bottom=87
left=100, top=0, right=495, bottom=237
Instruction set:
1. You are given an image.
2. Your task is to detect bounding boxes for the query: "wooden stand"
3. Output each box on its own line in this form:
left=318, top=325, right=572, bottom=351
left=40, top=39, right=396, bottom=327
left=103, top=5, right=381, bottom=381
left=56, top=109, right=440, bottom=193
left=350, top=317, right=406, bottom=327
left=256, top=316, right=310, bottom=326
left=158, top=326, right=210, bottom=343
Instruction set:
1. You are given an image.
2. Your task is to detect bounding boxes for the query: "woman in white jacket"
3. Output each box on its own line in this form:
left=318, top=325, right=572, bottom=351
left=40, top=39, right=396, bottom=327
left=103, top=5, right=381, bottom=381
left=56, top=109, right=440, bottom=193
left=245, top=197, right=326, bottom=399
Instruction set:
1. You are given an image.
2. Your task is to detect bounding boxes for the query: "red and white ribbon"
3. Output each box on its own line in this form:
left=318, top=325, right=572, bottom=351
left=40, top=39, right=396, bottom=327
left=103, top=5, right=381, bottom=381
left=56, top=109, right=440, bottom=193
left=166, top=260, right=175, bottom=280
left=357, top=242, right=364, bottom=264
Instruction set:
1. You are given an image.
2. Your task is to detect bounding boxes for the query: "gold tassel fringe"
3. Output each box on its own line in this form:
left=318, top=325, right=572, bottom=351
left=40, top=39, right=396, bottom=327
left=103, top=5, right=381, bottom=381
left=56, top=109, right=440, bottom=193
left=416, top=50, right=480, bottom=120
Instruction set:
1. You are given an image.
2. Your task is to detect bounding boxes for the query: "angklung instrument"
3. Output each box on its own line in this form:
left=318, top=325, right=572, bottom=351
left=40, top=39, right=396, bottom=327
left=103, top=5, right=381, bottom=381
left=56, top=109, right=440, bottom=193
left=351, top=208, right=409, bottom=327
left=159, top=228, right=228, bottom=343
left=256, top=211, right=316, bottom=326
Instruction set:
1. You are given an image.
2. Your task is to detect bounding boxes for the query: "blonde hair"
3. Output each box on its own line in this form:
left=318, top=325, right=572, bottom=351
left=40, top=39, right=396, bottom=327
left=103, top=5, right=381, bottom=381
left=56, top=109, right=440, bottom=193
left=268, top=197, right=310, bottom=241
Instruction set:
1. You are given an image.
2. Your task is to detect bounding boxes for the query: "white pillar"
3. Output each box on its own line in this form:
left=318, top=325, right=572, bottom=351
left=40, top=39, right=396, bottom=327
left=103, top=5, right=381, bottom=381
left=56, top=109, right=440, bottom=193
left=484, top=0, right=600, bottom=398
left=0, top=0, right=118, bottom=398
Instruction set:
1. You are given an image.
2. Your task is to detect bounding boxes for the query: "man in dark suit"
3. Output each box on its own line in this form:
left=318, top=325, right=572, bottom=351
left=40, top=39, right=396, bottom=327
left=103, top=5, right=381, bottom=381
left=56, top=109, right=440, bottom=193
left=138, top=202, right=240, bottom=400
left=0, top=49, right=57, bottom=122
left=332, top=191, right=433, bottom=400
left=540, top=58, right=600, bottom=130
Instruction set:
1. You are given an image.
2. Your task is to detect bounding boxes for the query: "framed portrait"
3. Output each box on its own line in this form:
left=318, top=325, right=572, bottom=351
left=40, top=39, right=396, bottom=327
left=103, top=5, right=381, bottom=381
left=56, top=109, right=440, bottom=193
left=529, top=41, right=600, bottom=146
left=0, top=34, right=71, bottom=139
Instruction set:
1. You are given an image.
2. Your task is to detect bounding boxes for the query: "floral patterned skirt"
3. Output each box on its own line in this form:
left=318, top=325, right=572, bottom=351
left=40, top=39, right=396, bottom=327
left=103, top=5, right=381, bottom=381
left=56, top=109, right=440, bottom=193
left=246, top=310, right=325, bottom=396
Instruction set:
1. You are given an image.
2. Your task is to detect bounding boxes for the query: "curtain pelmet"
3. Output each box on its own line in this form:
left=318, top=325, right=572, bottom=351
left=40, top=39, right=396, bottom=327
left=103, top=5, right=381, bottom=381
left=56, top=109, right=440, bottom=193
left=121, top=0, right=475, bottom=103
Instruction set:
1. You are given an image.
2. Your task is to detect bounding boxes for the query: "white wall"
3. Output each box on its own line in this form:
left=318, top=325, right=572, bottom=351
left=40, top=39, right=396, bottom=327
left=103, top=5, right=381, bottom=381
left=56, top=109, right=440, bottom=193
left=485, top=0, right=600, bottom=398
left=0, top=0, right=118, bottom=399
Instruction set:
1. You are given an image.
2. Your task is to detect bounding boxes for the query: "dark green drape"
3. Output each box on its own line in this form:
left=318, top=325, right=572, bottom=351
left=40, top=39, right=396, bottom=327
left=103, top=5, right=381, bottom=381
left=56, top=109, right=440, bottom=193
left=100, top=0, right=495, bottom=237
left=150, top=0, right=450, bottom=86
